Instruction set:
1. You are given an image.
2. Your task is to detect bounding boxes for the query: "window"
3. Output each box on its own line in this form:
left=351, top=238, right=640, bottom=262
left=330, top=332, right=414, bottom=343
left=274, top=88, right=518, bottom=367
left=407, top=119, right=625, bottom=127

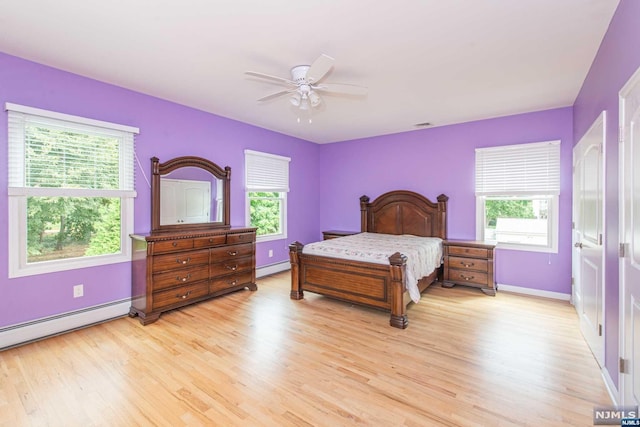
left=7, top=103, right=138, bottom=277
left=475, top=140, right=560, bottom=253
left=244, top=150, right=290, bottom=242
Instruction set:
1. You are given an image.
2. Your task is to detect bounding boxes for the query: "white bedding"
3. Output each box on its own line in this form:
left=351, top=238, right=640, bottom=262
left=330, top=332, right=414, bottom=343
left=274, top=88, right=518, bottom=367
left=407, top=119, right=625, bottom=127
left=302, top=232, right=443, bottom=303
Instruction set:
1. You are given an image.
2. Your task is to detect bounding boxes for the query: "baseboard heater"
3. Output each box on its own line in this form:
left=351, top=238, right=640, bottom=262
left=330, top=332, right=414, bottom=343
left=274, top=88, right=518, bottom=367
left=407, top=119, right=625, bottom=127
left=0, top=299, right=130, bottom=351
left=0, top=262, right=292, bottom=350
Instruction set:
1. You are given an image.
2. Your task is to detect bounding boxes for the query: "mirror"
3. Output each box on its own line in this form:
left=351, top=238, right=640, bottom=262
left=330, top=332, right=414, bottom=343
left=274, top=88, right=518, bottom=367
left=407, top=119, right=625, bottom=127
left=151, top=156, right=231, bottom=233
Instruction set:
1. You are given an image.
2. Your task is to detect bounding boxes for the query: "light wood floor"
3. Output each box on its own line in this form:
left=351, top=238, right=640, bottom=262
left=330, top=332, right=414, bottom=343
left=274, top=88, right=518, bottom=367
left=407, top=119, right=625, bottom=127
left=0, top=272, right=611, bottom=426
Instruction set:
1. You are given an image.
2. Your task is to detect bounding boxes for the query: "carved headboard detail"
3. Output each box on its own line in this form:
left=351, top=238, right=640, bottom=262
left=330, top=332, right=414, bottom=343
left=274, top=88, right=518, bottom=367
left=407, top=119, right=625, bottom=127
left=360, top=190, right=448, bottom=240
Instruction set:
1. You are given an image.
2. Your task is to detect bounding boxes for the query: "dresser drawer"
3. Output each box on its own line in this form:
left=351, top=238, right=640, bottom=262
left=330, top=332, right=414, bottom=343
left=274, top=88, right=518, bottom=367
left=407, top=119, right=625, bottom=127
left=152, top=249, right=209, bottom=272
left=193, top=234, right=227, bottom=248
left=210, top=271, right=253, bottom=293
left=227, top=232, right=255, bottom=245
left=153, top=266, right=209, bottom=291
left=447, top=268, right=488, bottom=286
left=153, top=239, right=194, bottom=254
left=152, top=282, right=209, bottom=310
left=210, top=256, right=253, bottom=277
left=448, top=256, right=488, bottom=272
left=447, top=245, right=489, bottom=259
left=210, top=243, right=253, bottom=260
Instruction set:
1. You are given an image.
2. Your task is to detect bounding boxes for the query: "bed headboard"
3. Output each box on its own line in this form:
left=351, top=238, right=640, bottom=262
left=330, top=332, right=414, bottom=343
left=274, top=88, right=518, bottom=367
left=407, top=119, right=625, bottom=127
left=360, top=190, right=448, bottom=239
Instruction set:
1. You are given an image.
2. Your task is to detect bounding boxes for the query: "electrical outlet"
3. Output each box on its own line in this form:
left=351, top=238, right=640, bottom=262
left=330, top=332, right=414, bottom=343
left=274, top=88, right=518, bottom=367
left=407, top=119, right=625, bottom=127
left=268, top=249, right=273, bottom=258
left=73, top=284, right=84, bottom=298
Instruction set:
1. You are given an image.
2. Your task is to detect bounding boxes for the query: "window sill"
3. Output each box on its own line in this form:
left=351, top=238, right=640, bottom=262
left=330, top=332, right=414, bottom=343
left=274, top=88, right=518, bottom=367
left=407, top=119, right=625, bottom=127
left=494, top=242, right=558, bottom=254
left=256, top=234, right=288, bottom=243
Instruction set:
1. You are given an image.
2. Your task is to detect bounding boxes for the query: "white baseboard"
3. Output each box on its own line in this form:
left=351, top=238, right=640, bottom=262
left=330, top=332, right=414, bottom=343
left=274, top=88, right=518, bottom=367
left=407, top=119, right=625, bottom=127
left=0, top=299, right=130, bottom=350
left=257, top=261, right=290, bottom=278
left=602, top=366, right=619, bottom=405
left=497, top=283, right=571, bottom=301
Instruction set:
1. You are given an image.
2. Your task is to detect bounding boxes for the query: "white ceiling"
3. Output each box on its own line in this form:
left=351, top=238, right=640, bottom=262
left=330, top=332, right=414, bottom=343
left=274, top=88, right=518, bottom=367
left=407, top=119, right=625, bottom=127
left=0, top=0, right=619, bottom=144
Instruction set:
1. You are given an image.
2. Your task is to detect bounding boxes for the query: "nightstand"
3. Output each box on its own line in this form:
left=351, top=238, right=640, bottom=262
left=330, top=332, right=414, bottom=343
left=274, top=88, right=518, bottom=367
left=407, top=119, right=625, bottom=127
left=322, top=230, right=359, bottom=240
left=442, top=240, right=497, bottom=296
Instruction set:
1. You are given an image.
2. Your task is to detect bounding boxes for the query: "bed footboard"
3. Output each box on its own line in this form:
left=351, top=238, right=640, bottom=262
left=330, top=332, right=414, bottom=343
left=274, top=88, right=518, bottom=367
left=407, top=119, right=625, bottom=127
left=289, top=242, right=410, bottom=329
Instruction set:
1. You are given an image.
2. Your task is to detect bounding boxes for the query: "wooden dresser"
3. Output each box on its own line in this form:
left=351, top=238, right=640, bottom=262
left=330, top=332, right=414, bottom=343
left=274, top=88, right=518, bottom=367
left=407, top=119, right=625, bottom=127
left=442, top=240, right=497, bottom=296
left=130, top=227, right=257, bottom=325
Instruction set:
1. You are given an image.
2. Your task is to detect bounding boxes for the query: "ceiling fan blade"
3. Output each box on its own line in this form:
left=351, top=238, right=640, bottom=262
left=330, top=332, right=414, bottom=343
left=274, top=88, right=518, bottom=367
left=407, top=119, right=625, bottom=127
left=257, top=89, right=296, bottom=102
left=245, top=71, right=296, bottom=86
left=314, top=82, right=368, bottom=96
left=306, top=54, right=334, bottom=83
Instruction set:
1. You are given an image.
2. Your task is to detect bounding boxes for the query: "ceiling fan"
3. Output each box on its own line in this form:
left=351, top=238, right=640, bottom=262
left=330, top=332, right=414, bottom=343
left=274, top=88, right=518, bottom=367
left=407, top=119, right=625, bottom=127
left=245, top=54, right=367, bottom=111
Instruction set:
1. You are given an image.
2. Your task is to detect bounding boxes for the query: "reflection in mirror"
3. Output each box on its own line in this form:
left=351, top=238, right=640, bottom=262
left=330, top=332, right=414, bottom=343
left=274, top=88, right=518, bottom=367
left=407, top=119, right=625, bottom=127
left=151, top=156, right=231, bottom=233
left=159, top=167, right=223, bottom=225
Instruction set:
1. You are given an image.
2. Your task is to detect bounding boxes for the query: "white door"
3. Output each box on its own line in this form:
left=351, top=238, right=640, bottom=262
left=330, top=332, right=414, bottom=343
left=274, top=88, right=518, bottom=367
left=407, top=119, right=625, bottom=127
left=160, top=178, right=211, bottom=224
left=182, top=181, right=211, bottom=223
left=620, top=67, right=640, bottom=405
left=572, top=112, right=605, bottom=368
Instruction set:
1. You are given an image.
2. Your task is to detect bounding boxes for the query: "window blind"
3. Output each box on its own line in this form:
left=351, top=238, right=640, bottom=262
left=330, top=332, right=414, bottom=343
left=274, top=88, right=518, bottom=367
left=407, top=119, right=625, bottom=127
left=7, top=105, right=137, bottom=192
left=245, top=149, right=290, bottom=192
left=475, top=140, right=560, bottom=196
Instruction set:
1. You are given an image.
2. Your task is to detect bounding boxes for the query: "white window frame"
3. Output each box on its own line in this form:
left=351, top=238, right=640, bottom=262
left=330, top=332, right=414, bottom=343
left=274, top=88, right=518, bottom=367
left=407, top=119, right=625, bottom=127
left=475, top=140, right=561, bottom=253
left=6, top=103, right=139, bottom=278
left=244, top=149, right=290, bottom=242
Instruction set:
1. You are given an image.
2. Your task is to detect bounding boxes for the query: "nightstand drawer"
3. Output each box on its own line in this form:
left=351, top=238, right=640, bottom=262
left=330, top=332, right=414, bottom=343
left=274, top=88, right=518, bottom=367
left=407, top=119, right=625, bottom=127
left=447, top=245, right=489, bottom=258
left=448, top=256, right=488, bottom=272
left=447, top=269, right=488, bottom=286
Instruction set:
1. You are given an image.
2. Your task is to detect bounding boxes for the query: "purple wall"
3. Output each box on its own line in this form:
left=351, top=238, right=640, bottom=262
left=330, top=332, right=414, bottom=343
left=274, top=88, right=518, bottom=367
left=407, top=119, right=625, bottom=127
left=573, top=0, right=640, bottom=391
left=0, top=52, right=320, bottom=328
left=318, top=108, right=574, bottom=294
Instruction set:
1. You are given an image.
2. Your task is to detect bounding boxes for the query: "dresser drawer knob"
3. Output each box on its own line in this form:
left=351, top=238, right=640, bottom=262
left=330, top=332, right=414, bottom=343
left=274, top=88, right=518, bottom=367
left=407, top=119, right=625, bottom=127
left=177, top=290, right=192, bottom=299
left=227, top=250, right=238, bottom=256
left=209, top=238, right=215, bottom=243
left=172, top=242, right=178, bottom=247
left=460, top=274, right=474, bottom=281
left=176, top=257, right=191, bottom=265
left=225, top=265, right=238, bottom=271
left=229, top=280, right=237, bottom=286
left=176, top=274, right=191, bottom=282
left=461, top=261, right=474, bottom=268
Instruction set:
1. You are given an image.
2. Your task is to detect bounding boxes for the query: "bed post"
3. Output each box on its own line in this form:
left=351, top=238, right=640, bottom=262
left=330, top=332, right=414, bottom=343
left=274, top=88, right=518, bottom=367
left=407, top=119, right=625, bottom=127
left=289, top=242, right=304, bottom=300
left=437, top=194, right=449, bottom=240
left=360, top=195, right=370, bottom=232
left=388, top=252, right=409, bottom=329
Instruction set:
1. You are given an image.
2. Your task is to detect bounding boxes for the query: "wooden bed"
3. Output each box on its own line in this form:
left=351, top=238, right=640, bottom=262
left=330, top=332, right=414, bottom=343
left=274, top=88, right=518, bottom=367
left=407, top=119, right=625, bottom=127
left=289, top=190, right=448, bottom=329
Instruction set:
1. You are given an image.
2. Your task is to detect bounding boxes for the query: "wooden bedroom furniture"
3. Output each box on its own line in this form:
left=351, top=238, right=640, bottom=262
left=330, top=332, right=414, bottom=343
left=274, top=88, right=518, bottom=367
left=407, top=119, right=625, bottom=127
left=290, top=190, right=448, bottom=329
left=442, top=240, right=496, bottom=296
left=129, top=156, right=257, bottom=325
left=130, top=228, right=257, bottom=325
left=322, top=230, right=359, bottom=240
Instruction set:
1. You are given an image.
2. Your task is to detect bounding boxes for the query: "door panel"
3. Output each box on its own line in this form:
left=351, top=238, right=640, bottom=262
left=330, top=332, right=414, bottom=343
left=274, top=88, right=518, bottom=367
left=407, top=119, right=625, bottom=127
left=620, top=66, right=640, bottom=405
left=573, top=112, right=605, bottom=368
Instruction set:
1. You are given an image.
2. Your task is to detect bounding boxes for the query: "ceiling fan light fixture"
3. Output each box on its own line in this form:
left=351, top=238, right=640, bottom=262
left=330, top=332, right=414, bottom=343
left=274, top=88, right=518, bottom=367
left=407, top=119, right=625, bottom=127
left=247, top=53, right=367, bottom=113
left=308, top=91, right=321, bottom=107
left=290, top=92, right=301, bottom=107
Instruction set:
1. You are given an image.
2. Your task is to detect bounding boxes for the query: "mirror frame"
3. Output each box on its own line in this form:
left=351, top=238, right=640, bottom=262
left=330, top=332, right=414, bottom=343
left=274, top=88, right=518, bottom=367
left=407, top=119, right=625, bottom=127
left=151, top=156, right=231, bottom=233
